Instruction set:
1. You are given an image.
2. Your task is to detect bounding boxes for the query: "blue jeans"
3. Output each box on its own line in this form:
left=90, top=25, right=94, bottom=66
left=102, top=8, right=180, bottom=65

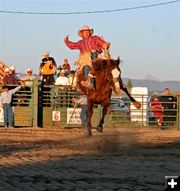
left=3, top=104, right=14, bottom=127
left=80, top=105, right=88, bottom=129
left=83, top=65, right=92, bottom=80
left=83, top=65, right=95, bottom=88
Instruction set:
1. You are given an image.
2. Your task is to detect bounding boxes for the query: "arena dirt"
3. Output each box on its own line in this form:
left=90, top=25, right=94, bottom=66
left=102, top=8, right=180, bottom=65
left=0, top=126, right=180, bottom=190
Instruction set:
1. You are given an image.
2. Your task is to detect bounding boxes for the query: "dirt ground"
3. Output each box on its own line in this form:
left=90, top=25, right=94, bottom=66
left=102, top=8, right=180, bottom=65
left=0, top=125, right=180, bottom=191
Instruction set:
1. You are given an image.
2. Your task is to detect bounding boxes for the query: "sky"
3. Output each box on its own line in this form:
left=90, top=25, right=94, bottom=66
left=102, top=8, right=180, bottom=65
left=0, top=0, right=180, bottom=81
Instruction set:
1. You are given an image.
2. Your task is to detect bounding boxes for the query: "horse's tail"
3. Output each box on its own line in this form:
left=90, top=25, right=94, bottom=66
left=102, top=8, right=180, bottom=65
left=119, top=78, right=141, bottom=109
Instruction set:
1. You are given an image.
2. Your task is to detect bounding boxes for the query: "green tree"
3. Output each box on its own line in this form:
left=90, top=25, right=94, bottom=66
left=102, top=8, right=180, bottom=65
left=126, top=79, right=133, bottom=89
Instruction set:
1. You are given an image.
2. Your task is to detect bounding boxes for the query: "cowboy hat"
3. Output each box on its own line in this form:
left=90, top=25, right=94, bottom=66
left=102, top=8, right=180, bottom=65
left=43, top=51, right=50, bottom=56
left=26, top=68, right=32, bottom=73
left=4, top=68, right=9, bottom=72
left=78, top=25, right=93, bottom=37
left=9, top=65, right=15, bottom=70
left=60, top=69, right=65, bottom=74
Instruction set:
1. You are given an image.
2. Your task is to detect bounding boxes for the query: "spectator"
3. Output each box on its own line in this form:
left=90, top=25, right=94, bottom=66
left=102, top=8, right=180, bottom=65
left=9, top=66, right=20, bottom=81
left=55, top=69, right=70, bottom=86
left=150, top=97, right=163, bottom=126
left=39, top=51, right=57, bottom=85
left=2, top=68, right=19, bottom=85
left=22, top=69, right=36, bottom=86
left=0, top=84, right=24, bottom=128
left=62, top=58, right=71, bottom=76
left=159, top=88, right=177, bottom=125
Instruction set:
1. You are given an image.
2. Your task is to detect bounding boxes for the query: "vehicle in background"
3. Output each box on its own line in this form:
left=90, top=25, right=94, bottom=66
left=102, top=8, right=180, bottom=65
left=109, top=96, right=130, bottom=115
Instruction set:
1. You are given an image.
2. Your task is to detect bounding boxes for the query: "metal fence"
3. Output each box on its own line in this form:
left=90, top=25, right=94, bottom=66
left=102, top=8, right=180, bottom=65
left=0, top=78, right=179, bottom=128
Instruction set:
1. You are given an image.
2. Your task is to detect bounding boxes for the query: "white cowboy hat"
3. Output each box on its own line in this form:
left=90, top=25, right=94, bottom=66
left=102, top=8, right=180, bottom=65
left=60, top=69, right=65, bottom=74
left=78, top=25, right=93, bottom=37
left=9, top=65, right=15, bottom=70
left=26, top=68, right=32, bottom=73
left=4, top=68, right=9, bottom=72
left=43, top=51, right=50, bottom=56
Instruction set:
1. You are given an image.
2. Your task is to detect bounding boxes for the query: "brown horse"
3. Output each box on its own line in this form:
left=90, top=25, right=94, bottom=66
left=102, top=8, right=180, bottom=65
left=77, top=58, right=141, bottom=136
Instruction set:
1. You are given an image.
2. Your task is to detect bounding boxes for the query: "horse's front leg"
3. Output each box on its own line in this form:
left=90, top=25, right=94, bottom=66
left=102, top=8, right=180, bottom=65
left=96, top=104, right=108, bottom=133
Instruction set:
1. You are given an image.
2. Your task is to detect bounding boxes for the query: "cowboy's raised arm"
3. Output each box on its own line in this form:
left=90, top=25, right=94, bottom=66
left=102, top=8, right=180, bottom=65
left=64, top=35, right=80, bottom=50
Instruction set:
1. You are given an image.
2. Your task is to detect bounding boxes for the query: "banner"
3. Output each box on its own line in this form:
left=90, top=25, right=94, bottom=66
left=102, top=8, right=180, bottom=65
left=67, top=108, right=81, bottom=124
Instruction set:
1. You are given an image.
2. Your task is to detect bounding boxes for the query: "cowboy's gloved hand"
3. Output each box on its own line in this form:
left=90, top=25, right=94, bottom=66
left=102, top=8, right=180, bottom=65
left=64, top=35, right=69, bottom=42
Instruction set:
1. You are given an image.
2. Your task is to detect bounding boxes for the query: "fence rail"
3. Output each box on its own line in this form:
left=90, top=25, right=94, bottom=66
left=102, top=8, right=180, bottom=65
left=0, top=79, right=179, bottom=128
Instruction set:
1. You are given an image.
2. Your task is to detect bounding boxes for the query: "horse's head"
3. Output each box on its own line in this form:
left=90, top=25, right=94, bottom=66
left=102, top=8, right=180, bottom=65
left=107, top=57, right=121, bottom=94
left=91, top=57, right=121, bottom=94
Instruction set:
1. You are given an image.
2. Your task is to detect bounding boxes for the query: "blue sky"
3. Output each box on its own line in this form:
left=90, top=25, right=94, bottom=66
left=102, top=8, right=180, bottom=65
left=0, top=0, right=180, bottom=81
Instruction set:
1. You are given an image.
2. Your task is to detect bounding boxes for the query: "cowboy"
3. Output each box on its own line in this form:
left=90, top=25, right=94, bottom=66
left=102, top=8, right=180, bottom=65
left=39, top=51, right=57, bottom=85
left=64, top=25, right=110, bottom=89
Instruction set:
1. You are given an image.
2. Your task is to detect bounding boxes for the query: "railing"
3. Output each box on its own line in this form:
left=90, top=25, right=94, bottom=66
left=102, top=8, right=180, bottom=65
left=0, top=78, right=179, bottom=128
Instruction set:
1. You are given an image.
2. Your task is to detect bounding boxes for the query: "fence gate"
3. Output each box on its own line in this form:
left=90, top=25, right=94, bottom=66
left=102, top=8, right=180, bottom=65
left=0, top=80, right=38, bottom=127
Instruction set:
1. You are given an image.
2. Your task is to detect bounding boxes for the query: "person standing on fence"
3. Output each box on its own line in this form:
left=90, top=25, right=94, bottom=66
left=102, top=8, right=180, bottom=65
left=0, top=84, right=24, bottom=128
left=39, top=51, right=57, bottom=85
left=72, top=94, right=90, bottom=136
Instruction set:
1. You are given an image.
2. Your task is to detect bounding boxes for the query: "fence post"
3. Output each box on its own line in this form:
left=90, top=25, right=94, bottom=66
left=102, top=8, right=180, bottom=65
left=32, top=78, right=38, bottom=127
left=178, top=96, right=180, bottom=129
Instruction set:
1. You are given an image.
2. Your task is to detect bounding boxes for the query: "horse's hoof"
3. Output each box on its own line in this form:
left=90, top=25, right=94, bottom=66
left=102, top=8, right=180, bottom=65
left=96, top=126, right=103, bottom=133
left=84, top=130, right=92, bottom=137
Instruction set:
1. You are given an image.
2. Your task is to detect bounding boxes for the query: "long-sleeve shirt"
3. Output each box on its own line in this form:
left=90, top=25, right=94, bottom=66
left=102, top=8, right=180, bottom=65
left=55, top=76, right=70, bottom=85
left=65, top=35, right=107, bottom=54
left=2, top=74, right=19, bottom=85
left=76, top=95, right=87, bottom=106
left=0, top=86, right=21, bottom=106
left=65, top=36, right=107, bottom=67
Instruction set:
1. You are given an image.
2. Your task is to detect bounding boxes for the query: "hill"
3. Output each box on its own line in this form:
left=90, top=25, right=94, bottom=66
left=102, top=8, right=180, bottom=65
left=123, top=78, right=180, bottom=92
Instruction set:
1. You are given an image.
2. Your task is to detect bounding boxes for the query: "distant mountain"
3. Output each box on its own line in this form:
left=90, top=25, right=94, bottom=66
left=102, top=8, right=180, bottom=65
left=123, top=78, right=180, bottom=92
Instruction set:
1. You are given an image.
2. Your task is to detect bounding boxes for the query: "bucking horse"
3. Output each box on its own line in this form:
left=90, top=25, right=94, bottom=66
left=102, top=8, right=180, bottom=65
left=77, top=57, right=141, bottom=136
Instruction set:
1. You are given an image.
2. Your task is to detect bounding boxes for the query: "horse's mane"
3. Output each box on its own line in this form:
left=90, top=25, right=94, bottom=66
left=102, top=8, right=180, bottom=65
left=92, top=58, right=120, bottom=73
left=92, top=58, right=107, bottom=72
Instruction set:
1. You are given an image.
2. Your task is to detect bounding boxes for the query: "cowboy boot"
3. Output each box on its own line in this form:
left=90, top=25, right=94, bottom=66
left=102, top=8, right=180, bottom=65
left=81, top=79, right=94, bottom=90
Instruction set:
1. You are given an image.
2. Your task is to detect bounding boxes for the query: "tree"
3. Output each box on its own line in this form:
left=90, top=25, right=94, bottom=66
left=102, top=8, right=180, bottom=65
left=126, top=79, right=133, bottom=89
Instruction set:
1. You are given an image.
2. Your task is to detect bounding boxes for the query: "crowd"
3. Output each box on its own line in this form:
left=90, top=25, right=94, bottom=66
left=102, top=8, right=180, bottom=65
left=0, top=55, right=77, bottom=88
